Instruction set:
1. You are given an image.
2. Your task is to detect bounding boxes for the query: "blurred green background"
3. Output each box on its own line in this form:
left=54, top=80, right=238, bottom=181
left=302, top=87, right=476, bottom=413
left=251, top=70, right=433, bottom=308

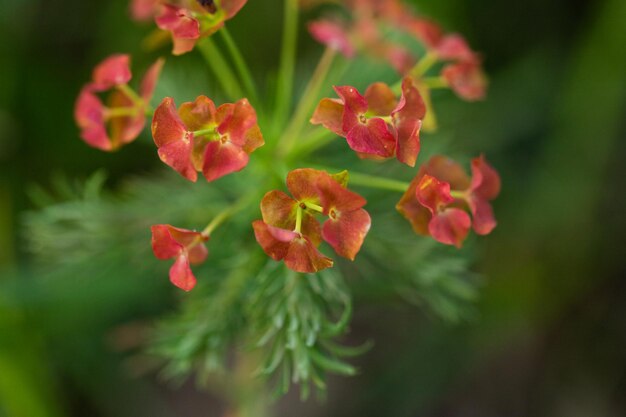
left=1, top=0, right=625, bottom=416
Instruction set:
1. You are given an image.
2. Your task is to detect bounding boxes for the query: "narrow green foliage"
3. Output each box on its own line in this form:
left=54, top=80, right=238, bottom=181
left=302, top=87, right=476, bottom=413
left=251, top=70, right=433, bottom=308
left=248, top=262, right=356, bottom=400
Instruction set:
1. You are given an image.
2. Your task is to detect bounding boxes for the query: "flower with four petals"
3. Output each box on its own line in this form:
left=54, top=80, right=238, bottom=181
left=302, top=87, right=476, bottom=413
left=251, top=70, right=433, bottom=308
left=156, top=0, right=248, bottom=55
left=151, top=224, right=209, bottom=291
left=396, top=155, right=500, bottom=247
left=311, top=77, right=425, bottom=166
left=253, top=169, right=371, bottom=273
left=74, top=54, right=164, bottom=151
left=151, top=95, right=264, bottom=182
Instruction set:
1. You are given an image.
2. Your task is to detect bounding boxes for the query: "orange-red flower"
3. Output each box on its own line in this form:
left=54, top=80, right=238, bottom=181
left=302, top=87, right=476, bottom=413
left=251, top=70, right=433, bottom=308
left=156, top=0, right=248, bottom=55
left=74, top=54, right=164, bottom=151
left=253, top=169, right=371, bottom=273
left=151, top=95, right=264, bottom=182
left=151, top=224, right=209, bottom=291
left=396, top=155, right=500, bottom=247
left=311, top=77, right=425, bottom=166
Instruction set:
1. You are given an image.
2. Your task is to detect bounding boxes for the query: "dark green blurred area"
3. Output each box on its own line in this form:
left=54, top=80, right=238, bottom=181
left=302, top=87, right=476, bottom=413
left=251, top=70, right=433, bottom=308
left=1, top=0, right=625, bottom=416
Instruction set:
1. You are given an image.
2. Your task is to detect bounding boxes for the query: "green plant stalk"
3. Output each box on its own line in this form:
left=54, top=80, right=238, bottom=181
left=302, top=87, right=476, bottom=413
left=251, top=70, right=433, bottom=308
left=313, top=166, right=410, bottom=192
left=219, top=28, right=260, bottom=104
left=274, top=0, right=299, bottom=133
left=279, top=47, right=336, bottom=157
left=198, top=38, right=244, bottom=101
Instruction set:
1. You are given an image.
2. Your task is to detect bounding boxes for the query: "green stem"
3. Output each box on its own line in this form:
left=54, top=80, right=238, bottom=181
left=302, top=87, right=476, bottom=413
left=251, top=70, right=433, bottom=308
left=219, top=27, right=260, bottom=104
left=294, top=206, right=303, bottom=233
left=290, top=127, right=336, bottom=158
left=450, top=190, right=468, bottom=200
left=421, top=76, right=449, bottom=89
left=198, top=37, right=244, bottom=101
left=104, top=106, right=139, bottom=118
left=304, top=202, right=324, bottom=212
left=391, top=51, right=439, bottom=93
left=347, top=172, right=410, bottom=192
left=279, top=47, right=337, bottom=157
left=274, top=0, right=299, bottom=131
left=202, top=195, right=251, bottom=237
left=116, top=84, right=143, bottom=105
left=310, top=165, right=410, bottom=192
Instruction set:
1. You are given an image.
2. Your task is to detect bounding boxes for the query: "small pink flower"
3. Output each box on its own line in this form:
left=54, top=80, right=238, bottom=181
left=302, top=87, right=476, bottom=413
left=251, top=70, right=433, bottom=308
left=253, top=169, right=371, bottom=272
left=74, top=55, right=164, bottom=151
left=441, top=60, right=487, bottom=101
left=396, top=155, right=500, bottom=247
left=151, top=95, right=264, bottom=182
left=151, top=224, right=209, bottom=291
left=311, top=78, right=425, bottom=166
left=155, top=0, right=249, bottom=55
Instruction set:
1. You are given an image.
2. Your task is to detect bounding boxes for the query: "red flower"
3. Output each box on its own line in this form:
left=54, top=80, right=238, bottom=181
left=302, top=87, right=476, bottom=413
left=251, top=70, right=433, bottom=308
left=74, top=54, right=164, bottom=151
left=130, top=0, right=162, bottom=22
left=311, top=78, right=425, bottom=166
left=151, top=95, right=264, bottom=182
left=151, top=224, right=209, bottom=291
left=308, top=20, right=355, bottom=58
left=441, top=60, right=487, bottom=101
left=396, top=155, right=500, bottom=247
left=253, top=169, right=371, bottom=273
left=156, top=0, right=248, bottom=55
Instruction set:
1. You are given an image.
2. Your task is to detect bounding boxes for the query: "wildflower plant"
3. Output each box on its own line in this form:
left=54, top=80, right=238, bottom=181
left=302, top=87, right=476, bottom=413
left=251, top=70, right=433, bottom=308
left=52, top=0, right=501, bottom=403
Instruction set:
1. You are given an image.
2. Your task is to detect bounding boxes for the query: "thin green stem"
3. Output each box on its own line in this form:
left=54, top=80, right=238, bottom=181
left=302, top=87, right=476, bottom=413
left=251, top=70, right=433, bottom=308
left=347, top=172, right=410, bottom=192
left=116, top=84, right=143, bottom=105
left=450, top=190, right=468, bottom=200
left=219, top=28, right=260, bottom=103
left=294, top=206, right=303, bottom=233
left=274, top=0, right=299, bottom=131
left=391, top=51, right=439, bottom=93
left=279, top=47, right=337, bottom=157
left=293, top=128, right=336, bottom=157
left=304, top=202, right=324, bottom=212
left=198, top=37, right=244, bottom=101
left=421, top=76, right=449, bottom=89
left=104, top=106, right=139, bottom=118
left=202, top=195, right=251, bottom=237
left=193, top=127, right=217, bottom=137
left=310, top=165, right=410, bottom=192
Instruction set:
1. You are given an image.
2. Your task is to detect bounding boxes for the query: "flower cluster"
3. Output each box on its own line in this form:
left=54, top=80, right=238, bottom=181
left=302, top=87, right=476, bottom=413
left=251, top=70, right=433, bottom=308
left=74, top=54, right=163, bottom=151
left=73, top=0, right=500, bottom=291
left=253, top=169, right=371, bottom=273
left=151, top=95, right=264, bottom=182
left=306, top=0, right=486, bottom=103
left=396, top=155, right=500, bottom=247
left=311, top=76, right=425, bottom=166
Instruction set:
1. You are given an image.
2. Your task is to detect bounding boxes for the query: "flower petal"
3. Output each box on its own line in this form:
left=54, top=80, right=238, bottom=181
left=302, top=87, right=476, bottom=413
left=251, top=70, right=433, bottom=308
left=286, top=168, right=325, bottom=203
left=157, top=137, right=197, bottom=182
left=428, top=208, right=471, bottom=248
left=308, top=20, right=355, bottom=57
left=217, top=99, right=258, bottom=147
left=284, top=236, right=333, bottom=273
left=92, top=54, right=132, bottom=90
left=310, top=98, right=345, bottom=136
left=152, top=97, right=188, bottom=147
left=422, top=155, right=471, bottom=190
left=252, top=220, right=296, bottom=261
left=335, top=85, right=368, bottom=133
left=156, top=4, right=200, bottom=39
left=151, top=224, right=183, bottom=259
left=74, top=86, right=111, bottom=151
left=435, top=34, right=475, bottom=61
left=260, top=190, right=298, bottom=229
left=322, top=208, right=371, bottom=260
left=392, top=77, right=426, bottom=167
left=169, top=253, right=197, bottom=291
left=468, top=196, right=496, bottom=235
left=140, top=58, right=165, bottom=102
left=345, top=118, right=396, bottom=157
left=178, top=95, right=218, bottom=132
left=469, top=154, right=500, bottom=200
left=201, top=141, right=249, bottom=182
left=415, top=174, right=454, bottom=215
left=441, top=60, right=487, bottom=101
left=364, top=82, right=397, bottom=116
